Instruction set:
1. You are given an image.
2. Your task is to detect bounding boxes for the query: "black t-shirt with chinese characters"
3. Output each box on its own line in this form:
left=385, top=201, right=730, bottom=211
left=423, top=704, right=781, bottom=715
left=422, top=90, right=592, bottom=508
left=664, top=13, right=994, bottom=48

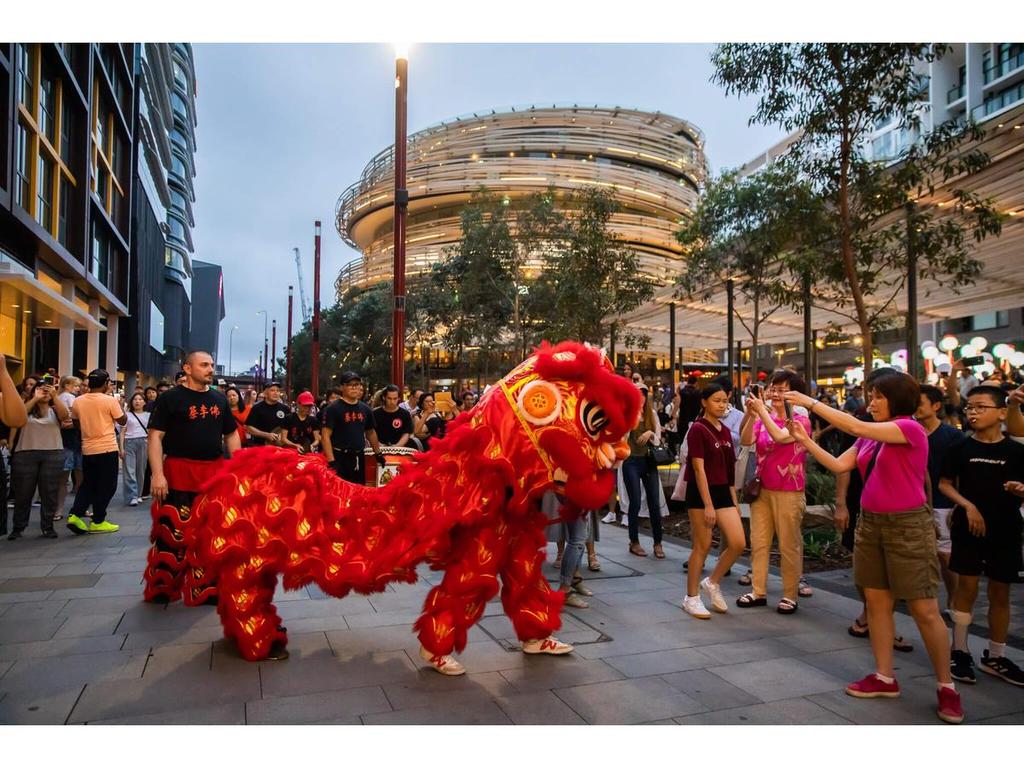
left=941, top=436, right=1024, bottom=525
left=283, top=412, right=319, bottom=452
left=148, top=385, right=236, bottom=461
left=323, top=399, right=374, bottom=452
left=246, top=400, right=293, bottom=446
left=373, top=406, right=413, bottom=445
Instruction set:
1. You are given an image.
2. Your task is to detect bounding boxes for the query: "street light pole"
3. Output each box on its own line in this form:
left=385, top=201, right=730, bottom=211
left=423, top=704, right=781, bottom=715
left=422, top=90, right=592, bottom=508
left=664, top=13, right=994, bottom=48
left=392, top=45, right=409, bottom=393
left=286, top=286, right=293, bottom=397
left=257, top=310, right=268, bottom=390
left=271, top=319, right=277, bottom=383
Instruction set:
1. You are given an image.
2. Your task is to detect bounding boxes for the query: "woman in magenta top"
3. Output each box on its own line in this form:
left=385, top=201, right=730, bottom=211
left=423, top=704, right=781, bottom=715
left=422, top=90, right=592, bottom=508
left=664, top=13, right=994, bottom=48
left=785, top=373, right=963, bottom=724
left=738, top=369, right=813, bottom=614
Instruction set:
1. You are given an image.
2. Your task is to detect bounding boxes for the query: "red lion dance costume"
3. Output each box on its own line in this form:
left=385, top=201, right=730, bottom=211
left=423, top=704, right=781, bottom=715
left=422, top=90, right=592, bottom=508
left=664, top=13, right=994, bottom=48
left=181, top=342, right=642, bottom=662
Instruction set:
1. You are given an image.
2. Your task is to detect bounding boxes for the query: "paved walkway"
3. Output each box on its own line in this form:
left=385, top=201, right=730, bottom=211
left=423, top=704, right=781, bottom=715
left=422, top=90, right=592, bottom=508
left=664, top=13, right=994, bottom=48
left=1, top=499, right=1023, bottom=725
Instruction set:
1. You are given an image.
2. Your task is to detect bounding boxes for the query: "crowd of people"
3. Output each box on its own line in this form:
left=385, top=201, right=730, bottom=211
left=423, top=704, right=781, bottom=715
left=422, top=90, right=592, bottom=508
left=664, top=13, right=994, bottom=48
left=1, top=347, right=1021, bottom=723
left=601, top=359, right=1023, bottom=725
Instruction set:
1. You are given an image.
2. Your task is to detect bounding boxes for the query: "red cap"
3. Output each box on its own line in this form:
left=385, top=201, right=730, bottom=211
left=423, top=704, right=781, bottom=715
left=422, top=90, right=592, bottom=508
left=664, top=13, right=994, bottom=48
left=296, top=391, right=315, bottom=406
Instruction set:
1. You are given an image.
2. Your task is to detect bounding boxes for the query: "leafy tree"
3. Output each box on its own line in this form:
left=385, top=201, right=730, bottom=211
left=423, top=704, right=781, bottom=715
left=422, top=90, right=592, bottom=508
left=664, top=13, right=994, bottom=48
left=676, top=162, right=816, bottom=381
left=539, top=187, right=655, bottom=346
left=713, top=43, right=1002, bottom=369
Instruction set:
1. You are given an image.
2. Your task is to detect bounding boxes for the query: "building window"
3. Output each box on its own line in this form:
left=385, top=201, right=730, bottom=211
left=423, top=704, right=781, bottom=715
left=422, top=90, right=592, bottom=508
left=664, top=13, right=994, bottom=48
left=972, top=311, right=1009, bottom=331
left=171, top=92, right=189, bottom=121
left=172, top=59, right=187, bottom=88
left=91, top=223, right=112, bottom=286
left=12, top=44, right=78, bottom=243
left=91, top=81, right=124, bottom=222
left=58, top=176, right=71, bottom=246
left=169, top=188, right=187, bottom=213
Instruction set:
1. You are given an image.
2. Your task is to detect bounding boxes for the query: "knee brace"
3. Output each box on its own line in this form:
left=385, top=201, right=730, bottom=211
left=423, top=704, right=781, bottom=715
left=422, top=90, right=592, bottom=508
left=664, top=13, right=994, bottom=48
left=951, top=609, right=972, bottom=627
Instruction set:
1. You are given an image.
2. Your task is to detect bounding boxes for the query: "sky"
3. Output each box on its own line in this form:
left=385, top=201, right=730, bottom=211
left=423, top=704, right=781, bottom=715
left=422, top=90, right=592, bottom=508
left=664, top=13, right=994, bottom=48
left=191, top=43, right=789, bottom=373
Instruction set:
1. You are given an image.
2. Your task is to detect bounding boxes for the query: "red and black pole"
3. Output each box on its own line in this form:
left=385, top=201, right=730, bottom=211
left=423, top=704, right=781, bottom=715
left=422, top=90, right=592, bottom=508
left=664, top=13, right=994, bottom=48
left=286, top=285, right=293, bottom=397
left=391, top=51, right=409, bottom=392
left=312, top=220, right=322, bottom=399
left=271, top=319, right=277, bottom=383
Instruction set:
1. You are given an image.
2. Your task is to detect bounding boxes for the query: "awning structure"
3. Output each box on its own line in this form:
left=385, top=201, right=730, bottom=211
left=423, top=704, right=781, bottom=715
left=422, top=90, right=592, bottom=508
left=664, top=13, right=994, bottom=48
left=619, top=105, right=1024, bottom=354
left=0, top=261, right=104, bottom=331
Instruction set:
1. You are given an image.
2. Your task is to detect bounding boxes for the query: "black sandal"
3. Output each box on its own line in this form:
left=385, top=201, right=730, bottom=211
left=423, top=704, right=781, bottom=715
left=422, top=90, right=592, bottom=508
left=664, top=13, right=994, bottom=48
left=777, top=597, right=798, bottom=614
left=738, top=570, right=752, bottom=586
left=893, top=636, right=913, bottom=653
left=848, top=618, right=870, bottom=638
left=736, top=592, right=767, bottom=608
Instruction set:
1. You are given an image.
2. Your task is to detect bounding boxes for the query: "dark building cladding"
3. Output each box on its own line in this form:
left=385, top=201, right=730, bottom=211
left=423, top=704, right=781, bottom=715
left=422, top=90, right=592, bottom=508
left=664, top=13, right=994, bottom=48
left=0, top=43, right=132, bottom=381
left=190, top=260, right=224, bottom=361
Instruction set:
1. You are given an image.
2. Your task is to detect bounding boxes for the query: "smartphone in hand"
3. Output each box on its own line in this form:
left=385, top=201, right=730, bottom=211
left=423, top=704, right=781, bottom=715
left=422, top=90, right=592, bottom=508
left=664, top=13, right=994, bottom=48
left=784, top=399, right=794, bottom=421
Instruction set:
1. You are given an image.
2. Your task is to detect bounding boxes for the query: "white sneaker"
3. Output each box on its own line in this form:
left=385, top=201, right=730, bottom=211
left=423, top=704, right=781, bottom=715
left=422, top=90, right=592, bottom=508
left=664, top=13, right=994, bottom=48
left=418, top=645, right=466, bottom=676
left=682, top=595, right=711, bottom=619
left=700, top=577, right=728, bottom=613
left=601, top=511, right=616, bottom=524
left=129, top=499, right=140, bottom=507
left=522, top=636, right=574, bottom=655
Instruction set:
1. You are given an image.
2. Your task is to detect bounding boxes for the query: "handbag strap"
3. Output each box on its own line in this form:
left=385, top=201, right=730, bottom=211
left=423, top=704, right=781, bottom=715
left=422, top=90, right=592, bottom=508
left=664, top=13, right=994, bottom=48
left=131, top=411, right=149, bottom=434
left=861, top=441, right=882, bottom=490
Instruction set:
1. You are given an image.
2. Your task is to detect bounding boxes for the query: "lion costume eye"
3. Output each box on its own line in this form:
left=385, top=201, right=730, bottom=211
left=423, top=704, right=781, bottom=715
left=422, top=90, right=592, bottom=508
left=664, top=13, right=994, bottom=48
left=580, top=399, right=609, bottom=438
left=517, top=380, right=562, bottom=426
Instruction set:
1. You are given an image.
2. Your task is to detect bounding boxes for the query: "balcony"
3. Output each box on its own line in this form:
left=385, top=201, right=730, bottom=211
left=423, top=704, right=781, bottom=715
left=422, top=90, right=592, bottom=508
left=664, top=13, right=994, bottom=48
left=984, top=49, right=1024, bottom=85
left=971, top=81, right=1024, bottom=121
left=946, top=82, right=965, bottom=104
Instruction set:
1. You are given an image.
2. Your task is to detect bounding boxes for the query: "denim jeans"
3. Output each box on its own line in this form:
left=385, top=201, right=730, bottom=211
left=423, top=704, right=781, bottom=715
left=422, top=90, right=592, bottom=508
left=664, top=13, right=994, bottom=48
left=559, top=515, right=589, bottom=588
left=123, top=437, right=149, bottom=503
left=623, top=455, right=662, bottom=545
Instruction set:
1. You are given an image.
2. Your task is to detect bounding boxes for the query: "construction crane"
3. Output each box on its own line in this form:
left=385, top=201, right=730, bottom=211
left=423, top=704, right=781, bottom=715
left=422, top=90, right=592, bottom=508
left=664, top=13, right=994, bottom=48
left=293, top=247, right=312, bottom=324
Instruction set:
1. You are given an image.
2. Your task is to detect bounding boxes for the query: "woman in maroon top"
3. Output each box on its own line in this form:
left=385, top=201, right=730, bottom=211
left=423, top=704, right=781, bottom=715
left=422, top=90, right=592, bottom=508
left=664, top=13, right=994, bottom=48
left=683, top=383, right=743, bottom=619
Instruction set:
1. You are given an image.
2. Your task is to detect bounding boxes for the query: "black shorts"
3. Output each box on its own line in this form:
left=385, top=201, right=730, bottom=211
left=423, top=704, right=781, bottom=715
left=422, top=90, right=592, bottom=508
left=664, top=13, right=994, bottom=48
left=948, top=508, right=1024, bottom=584
left=685, top=483, right=735, bottom=511
left=333, top=451, right=365, bottom=485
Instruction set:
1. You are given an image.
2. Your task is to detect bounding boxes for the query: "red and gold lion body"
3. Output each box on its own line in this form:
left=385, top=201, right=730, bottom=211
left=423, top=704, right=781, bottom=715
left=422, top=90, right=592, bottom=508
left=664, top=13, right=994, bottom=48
left=181, top=342, right=642, bottom=661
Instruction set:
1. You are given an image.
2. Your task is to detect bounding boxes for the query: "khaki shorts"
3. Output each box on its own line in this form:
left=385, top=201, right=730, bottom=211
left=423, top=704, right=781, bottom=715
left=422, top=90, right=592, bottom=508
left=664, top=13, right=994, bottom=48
left=853, top=507, right=940, bottom=601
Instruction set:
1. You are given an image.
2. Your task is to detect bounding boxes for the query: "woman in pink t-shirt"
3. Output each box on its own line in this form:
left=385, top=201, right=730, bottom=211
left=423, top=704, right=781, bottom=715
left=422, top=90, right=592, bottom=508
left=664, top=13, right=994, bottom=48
left=785, top=373, right=963, bottom=725
left=738, top=369, right=812, bottom=614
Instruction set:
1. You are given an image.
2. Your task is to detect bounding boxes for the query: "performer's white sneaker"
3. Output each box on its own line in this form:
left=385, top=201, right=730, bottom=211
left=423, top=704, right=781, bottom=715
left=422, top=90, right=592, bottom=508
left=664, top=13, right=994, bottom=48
left=419, top=646, right=466, bottom=676
left=522, top=636, right=574, bottom=655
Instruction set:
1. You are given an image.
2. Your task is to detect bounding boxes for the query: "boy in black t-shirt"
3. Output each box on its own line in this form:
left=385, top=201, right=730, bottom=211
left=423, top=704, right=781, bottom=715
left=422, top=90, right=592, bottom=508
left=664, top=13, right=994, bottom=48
left=322, top=372, right=385, bottom=484
left=373, top=385, right=413, bottom=447
left=939, top=385, right=1024, bottom=687
left=246, top=383, right=292, bottom=446
left=281, top=391, right=320, bottom=454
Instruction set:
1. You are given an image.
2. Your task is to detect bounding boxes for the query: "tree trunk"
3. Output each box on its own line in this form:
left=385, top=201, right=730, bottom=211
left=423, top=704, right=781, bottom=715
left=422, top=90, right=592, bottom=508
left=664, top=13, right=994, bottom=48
left=837, top=134, right=874, bottom=372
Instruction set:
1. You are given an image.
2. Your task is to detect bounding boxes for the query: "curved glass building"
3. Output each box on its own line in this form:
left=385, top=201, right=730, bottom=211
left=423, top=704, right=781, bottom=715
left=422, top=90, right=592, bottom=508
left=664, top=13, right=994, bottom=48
left=335, top=104, right=707, bottom=296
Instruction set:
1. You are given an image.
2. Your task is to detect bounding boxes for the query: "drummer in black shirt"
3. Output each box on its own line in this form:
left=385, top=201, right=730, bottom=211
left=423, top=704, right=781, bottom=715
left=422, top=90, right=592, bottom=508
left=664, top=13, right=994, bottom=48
left=322, top=371, right=385, bottom=484
left=246, top=382, right=291, bottom=446
left=373, top=385, right=413, bottom=447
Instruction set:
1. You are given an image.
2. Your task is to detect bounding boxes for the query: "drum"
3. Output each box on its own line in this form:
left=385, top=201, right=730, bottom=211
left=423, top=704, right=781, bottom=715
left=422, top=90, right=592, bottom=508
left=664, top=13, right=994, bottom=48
left=363, top=445, right=418, bottom=487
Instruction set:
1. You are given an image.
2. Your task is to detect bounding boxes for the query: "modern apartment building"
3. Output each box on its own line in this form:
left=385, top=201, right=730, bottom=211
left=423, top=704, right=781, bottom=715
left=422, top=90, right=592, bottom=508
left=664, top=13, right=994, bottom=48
left=0, top=43, right=133, bottom=382
left=120, top=43, right=200, bottom=385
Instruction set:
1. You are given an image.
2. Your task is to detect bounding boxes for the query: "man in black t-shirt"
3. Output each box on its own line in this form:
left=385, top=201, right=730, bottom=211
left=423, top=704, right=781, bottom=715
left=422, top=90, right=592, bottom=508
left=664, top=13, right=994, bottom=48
left=373, top=385, right=413, bottom=447
left=246, top=382, right=292, bottom=446
left=940, top=385, right=1024, bottom=686
left=322, top=371, right=385, bottom=484
left=144, top=351, right=239, bottom=607
left=281, top=391, right=320, bottom=454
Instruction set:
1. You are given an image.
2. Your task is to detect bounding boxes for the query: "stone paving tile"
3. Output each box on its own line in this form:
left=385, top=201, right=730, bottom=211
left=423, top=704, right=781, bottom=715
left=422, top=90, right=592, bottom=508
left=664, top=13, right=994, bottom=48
left=121, top=623, right=227, bottom=650
left=50, top=595, right=140, bottom=616
left=692, top=637, right=801, bottom=665
left=383, top=668, right=517, bottom=710
left=247, top=685, right=392, bottom=724
left=275, top=596, right=369, bottom=621
left=114, top=602, right=222, bottom=632
left=553, top=676, right=706, bottom=724
left=799, top=645, right=934, bottom=684
left=88, top=702, right=247, bottom=725
left=259, top=650, right=417, bottom=699
left=0, top=649, right=147, bottom=693
left=46, top=562, right=102, bottom=577
left=589, top=599, right=690, bottom=626
left=0, top=599, right=69, bottom=620
left=0, top=589, right=54, bottom=604
left=774, top=629, right=873, bottom=655
left=0, top=659, right=11, bottom=680
left=0, top=616, right=67, bottom=644
left=660, top=668, right=763, bottom=710
left=974, top=711, right=1024, bottom=724
left=92, top=558, right=149, bottom=574
left=591, top=587, right=682, bottom=606
left=51, top=612, right=126, bottom=639
left=574, top=618, right=764, bottom=660
left=499, top=656, right=624, bottom=694
left=0, top=574, right=100, bottom=593
left=47, top=572, right=144, bottom=600
left=603, top=646, right=716, bottom=678
left=448, top=639, right=528, bottom=674
left=493, top=690, right=587, bottom=724
left=708, top=657, right=848, bottom=702
left=342, top=607, right=423, bottom=629
left=0, top=634, right=126, bottom=662
left=0, top=563, right=58, bottom=579
left=0, top=686, right=84, bottom=724
left=212, top=631, right=334, bottom=669
left=675, top=696, right=853, bottom=725
left=362, top=699, right=512, bottom=725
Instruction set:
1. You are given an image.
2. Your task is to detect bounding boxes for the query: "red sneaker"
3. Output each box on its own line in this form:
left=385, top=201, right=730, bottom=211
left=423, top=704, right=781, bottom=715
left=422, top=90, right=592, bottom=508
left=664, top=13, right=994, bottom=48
left=937, top=686, right=964, bottom=724
left=845, top=673, right=901, bottom=698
